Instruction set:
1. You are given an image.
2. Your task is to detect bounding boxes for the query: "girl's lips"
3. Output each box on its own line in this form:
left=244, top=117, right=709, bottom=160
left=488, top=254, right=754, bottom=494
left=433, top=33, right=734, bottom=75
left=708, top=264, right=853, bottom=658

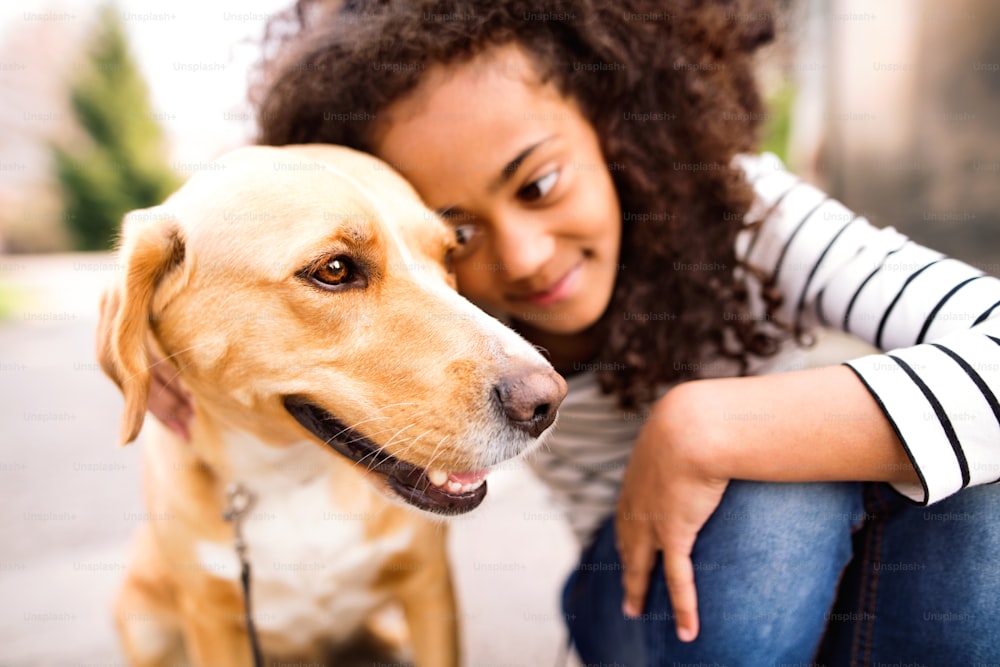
left=516, top=262, right=582, bottom=307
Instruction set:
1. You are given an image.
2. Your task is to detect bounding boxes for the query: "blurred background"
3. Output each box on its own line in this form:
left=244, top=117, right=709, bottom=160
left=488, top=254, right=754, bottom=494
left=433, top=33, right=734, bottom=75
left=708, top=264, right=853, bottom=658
left=0, top=0, right=997, bottom=665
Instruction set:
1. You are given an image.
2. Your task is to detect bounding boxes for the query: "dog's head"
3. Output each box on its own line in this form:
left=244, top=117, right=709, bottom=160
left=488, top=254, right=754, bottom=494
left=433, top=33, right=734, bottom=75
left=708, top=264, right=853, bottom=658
left=98, top=144, right=566, bottom=515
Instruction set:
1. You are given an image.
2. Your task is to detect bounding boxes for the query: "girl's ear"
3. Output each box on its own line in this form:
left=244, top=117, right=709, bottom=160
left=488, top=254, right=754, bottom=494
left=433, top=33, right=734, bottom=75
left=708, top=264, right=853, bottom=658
left=96, top=207, right=186, bottom=445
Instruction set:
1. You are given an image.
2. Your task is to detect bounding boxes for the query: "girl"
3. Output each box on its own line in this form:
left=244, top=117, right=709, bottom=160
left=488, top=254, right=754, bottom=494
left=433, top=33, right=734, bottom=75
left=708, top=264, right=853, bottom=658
left=154, top=0, right=1000, bottom=663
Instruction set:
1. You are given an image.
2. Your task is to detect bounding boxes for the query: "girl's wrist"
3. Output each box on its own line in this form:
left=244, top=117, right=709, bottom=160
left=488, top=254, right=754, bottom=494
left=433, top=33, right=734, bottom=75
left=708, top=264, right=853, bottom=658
left=651, top=381, right=735, bottom=482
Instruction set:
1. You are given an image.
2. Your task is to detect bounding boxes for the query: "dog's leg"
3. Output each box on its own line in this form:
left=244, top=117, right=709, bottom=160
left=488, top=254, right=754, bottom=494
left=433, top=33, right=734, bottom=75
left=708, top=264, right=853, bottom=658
left=115, top=526, right=186, bottom=667
left=120, top=528, right=251, bottom=667
left=397, top=542, right=461, bottom=667
left=175, top=587, right=254, bottom=667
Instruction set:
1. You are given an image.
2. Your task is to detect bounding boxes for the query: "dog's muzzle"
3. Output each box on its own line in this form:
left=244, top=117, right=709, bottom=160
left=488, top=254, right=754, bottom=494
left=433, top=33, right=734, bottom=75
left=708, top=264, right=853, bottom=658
left=283, top=396, right=489, bottom=515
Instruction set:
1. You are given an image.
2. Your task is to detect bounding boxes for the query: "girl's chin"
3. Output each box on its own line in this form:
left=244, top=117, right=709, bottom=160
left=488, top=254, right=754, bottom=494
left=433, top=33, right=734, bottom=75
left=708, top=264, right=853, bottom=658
left=509, top=307, right=602, bottom=336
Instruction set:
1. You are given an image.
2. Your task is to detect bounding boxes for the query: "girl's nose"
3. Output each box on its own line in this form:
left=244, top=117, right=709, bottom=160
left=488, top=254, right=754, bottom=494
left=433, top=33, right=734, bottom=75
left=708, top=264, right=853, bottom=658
left=490, top=211, right=556, bottom=283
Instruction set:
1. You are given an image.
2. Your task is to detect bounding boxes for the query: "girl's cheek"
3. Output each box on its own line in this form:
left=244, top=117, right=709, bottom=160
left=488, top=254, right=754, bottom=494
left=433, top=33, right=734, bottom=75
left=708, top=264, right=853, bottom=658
left=455, top=265, right=503, bottom=308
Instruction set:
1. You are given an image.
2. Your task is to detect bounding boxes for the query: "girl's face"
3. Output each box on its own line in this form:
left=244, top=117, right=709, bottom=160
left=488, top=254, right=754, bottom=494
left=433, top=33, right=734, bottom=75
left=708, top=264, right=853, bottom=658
left=372, top=44, right=622, bottom=336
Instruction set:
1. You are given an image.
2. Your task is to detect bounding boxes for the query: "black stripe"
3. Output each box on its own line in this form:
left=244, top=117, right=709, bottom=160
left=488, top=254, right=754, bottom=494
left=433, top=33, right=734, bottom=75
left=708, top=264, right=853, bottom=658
left=973, top=299, right=1000, bottom=326
left=930, top=343, right=1000, bottom=484
left=816, top=245, right=865, bottom=328
left=843, top=242, right=909, bottom=335
left=772, top=196, right=830, bottom=283
left=742, top=179, right=803, bottom=265
left=796, top=215, right=859, bottom=317
left=917, top=275, right=984, bottom=344
left=989, top=336, right=1000, bottom=347
left=889, top=354, right=970, bottom=488
left=874, top=259, right=943, bottom=349
left=816, top=288, right=829, bottom=327
left=842, top=362, right=929, bottom=505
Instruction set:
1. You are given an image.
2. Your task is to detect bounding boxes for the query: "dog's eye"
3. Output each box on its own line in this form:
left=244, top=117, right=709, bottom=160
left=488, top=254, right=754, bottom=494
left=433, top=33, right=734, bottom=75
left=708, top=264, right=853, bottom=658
left=317, top=258, right=351, bottom=284
left=307, top=255, right=364, bottom=290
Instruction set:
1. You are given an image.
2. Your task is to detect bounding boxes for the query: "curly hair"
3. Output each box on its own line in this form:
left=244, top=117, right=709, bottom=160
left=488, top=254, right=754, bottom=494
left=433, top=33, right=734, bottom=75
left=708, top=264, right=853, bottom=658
left=252, top=0, right=787, bottom=408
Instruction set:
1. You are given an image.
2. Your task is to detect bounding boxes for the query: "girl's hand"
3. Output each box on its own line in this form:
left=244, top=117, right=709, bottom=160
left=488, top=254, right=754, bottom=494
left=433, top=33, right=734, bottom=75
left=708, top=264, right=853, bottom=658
left=148, top=353, right=194, bottom=441
left=615, top=384, right=729, bottom=643
left=614, top=366, right=919, bottom=643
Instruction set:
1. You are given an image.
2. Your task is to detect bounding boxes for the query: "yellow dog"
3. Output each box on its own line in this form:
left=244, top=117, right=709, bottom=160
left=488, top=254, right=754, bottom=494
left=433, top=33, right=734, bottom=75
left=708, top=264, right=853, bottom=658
left=98, top=145, right=566, bottom=666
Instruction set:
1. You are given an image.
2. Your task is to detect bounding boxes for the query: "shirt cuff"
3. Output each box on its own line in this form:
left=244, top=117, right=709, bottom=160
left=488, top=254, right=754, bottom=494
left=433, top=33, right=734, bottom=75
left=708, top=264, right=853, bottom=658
left=844, top=331, right=1000, bottom=504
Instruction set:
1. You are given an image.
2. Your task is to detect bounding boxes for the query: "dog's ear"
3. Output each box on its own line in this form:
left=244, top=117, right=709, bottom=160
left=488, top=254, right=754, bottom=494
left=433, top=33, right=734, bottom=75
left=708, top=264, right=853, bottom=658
left=96, top=207, right=185, bottom=445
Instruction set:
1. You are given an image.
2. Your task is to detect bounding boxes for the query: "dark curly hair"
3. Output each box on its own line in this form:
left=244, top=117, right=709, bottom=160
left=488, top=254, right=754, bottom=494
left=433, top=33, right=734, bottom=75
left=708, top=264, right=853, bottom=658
left=252, top=0, right=788, bottom=408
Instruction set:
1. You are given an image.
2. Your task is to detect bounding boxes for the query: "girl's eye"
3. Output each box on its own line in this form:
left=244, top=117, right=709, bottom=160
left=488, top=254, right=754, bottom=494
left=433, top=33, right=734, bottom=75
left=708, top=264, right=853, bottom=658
left=450, top=223, right=480, bottom=261
left=517, top=170, right=558, bottom=202
left=454, top=224, right=476, bottom=247
left=438, top=208, right=482, bottom=262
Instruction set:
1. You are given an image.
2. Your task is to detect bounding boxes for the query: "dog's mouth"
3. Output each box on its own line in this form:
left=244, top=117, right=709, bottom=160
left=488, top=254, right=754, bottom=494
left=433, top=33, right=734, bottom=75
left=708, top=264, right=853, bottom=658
left=283, top=397, right=488, bottom=515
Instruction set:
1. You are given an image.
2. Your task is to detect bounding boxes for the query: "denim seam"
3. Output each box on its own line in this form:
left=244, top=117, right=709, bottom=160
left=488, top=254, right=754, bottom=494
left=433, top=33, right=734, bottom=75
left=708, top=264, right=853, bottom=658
left=851, top=484, right=890, bottom=667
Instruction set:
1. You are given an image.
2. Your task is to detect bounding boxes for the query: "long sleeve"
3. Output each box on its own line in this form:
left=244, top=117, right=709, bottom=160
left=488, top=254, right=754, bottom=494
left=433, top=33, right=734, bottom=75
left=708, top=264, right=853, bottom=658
left=737, top=152, right=1000, bottom=504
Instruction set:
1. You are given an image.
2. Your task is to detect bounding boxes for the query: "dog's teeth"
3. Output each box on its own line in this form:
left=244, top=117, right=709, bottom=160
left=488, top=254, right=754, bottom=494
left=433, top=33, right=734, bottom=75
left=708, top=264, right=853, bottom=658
left=446, top=480, right=464, bottom=494
left=427, top=468, right=448, bottom=487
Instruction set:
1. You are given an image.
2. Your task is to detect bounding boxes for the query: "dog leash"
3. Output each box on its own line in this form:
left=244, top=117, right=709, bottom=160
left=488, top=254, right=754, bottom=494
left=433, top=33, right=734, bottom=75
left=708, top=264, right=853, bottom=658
left=223, top=482, right=264, bottom=667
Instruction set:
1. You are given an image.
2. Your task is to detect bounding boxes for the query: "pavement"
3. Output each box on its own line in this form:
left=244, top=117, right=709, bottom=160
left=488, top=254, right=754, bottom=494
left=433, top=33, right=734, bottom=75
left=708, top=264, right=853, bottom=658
left=0, top=254, right=583, bottom=667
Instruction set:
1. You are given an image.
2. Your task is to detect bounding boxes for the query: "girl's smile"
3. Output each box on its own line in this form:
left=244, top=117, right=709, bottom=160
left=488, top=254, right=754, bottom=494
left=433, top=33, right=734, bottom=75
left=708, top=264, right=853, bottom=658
left=512, top=260, right=583, bottom=308
left=372, top=44, right=622, bottom=339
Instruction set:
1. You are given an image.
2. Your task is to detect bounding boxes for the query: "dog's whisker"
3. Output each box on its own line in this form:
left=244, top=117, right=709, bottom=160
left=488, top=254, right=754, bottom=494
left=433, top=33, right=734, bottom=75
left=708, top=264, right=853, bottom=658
left=318, top=417, right=393, bottom=446
left=421, top=440, right=447, bottom=474
left=530, top=343, right=551, bottom=357
left=426, top=437, right=457, bottom=492
left=320, top=405, right=420, bottom=441
left=320, top=423, right=408, bottom=467
left=354, top=424, right=418, bottom=471
left=417, top=435, right=453, bottom=491
left=383, top=423, right=417, bottom=448
left=315, top=409, right=430, bottom=473
left=116, top=341, right=214, bottom=387
left=354, top=425, right=417, bottom=471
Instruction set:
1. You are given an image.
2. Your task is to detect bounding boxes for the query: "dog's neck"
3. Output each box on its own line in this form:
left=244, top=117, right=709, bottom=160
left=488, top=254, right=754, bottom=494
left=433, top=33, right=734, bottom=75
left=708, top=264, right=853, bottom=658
left=165, top=393, right=341, bottom=498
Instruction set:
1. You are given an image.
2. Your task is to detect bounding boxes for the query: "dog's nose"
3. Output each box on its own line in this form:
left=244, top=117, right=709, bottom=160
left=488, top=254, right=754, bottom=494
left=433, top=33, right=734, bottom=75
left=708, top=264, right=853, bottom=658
left=494, top=367, right=568, bottom=437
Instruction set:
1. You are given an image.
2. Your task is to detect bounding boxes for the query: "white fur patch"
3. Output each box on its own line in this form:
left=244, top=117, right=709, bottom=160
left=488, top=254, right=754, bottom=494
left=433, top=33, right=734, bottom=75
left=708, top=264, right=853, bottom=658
left=195, top=431, right=418, bottom=650
left=125, top=614, right=182, bottom=664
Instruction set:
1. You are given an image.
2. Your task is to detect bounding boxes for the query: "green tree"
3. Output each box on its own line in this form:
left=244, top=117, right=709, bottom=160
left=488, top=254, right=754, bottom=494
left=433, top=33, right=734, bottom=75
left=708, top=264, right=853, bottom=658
left=52, top=3, right=180, bottom=250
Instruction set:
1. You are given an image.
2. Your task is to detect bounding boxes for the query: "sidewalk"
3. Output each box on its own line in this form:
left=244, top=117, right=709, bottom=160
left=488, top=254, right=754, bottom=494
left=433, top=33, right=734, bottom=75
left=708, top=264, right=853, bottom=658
left=0, top=254, right=581, bottom=666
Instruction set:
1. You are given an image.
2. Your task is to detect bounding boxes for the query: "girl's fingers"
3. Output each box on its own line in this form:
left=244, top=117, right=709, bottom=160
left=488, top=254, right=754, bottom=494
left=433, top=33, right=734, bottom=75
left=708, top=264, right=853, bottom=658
left=616, top=508, right=656, bottom=618
left=620, top=539, right=655, bottom=618
left=663, top=549, right=700, bottom=642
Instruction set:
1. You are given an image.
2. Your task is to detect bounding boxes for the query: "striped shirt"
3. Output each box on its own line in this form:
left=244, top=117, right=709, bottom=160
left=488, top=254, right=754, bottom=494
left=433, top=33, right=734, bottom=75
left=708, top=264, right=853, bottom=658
left=526, top=152, right=1000, bottom=545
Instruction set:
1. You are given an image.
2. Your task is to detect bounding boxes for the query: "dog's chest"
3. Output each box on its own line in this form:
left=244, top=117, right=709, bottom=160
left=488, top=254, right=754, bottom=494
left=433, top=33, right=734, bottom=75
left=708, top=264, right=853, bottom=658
left=197, top=436, right=415, bottom=646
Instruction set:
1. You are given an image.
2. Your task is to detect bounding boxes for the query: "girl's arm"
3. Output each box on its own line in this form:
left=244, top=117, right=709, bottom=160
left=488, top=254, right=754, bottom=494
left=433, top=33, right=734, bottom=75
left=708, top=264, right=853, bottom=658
left=617, top=364, right=918, bottom=642
left=617, top=153, right=1000, bottom=641
left=739, top=152, right=1000, bottom=503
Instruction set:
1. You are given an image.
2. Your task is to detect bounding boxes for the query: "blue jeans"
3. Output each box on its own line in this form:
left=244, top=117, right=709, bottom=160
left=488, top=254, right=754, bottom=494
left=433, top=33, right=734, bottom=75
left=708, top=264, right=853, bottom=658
left=562, top=481, right=1000, bottom=666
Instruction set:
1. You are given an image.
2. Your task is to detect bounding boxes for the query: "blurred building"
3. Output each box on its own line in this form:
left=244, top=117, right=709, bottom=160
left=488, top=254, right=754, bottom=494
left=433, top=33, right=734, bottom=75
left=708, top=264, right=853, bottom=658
left=786, top=0, right=1000, bottom=270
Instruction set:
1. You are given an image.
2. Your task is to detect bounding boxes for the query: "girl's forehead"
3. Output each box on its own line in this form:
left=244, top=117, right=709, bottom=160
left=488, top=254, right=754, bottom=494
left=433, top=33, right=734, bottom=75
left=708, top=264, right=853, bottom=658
left=370, top=42, right=596, bottom=209
left=390, top=43, right=548, bottom=117
left=372, top=43, right=576, bottom=161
